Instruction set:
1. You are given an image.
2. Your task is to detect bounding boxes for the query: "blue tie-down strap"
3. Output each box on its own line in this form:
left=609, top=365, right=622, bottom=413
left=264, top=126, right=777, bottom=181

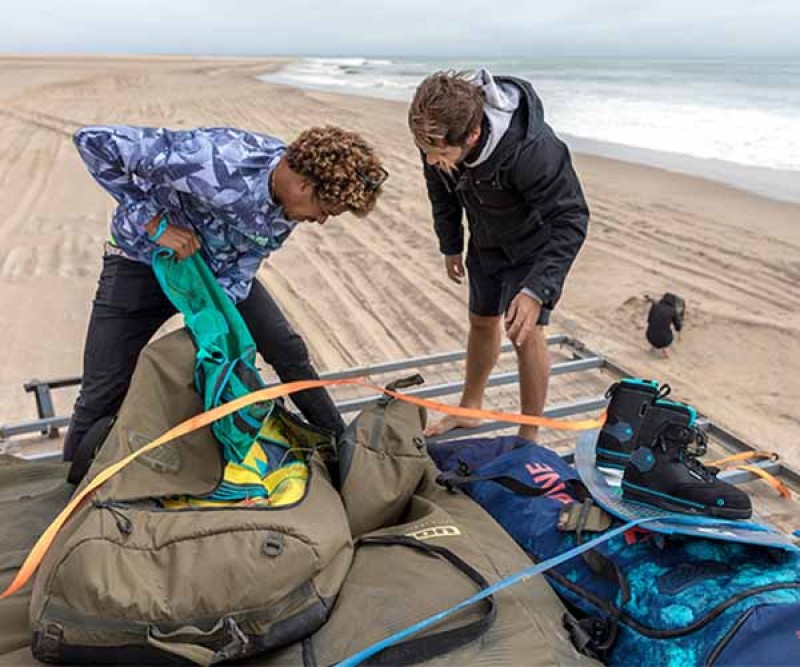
left=335, top=516, right=659, bottom=667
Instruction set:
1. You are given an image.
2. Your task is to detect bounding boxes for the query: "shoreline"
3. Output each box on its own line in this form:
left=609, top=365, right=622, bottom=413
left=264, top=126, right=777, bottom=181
left=260, top=67, right=800, bottom=206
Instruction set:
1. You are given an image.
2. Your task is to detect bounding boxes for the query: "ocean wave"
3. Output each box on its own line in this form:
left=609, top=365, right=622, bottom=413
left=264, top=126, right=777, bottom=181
left=261, top=57, right=800, bottom=172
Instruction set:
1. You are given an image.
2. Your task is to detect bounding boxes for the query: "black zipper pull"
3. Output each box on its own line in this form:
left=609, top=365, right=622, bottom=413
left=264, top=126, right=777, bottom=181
left=378, top=374, right=425, bottom=407
left=93, top=500, right=133, bottom=535
left=385, top=374, right=425, bottom=392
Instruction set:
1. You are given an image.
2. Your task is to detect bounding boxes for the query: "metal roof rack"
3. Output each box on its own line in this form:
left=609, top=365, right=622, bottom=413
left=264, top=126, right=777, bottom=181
left=2, top=334, right=798, bottom=533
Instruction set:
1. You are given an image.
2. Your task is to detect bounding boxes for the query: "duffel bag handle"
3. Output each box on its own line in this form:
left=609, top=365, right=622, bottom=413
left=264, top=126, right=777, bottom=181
left=436, top=468, right=587, bottom=500
left=147, top=617, right=249, bottom=666
left=437, top=469, right=549, bottom=496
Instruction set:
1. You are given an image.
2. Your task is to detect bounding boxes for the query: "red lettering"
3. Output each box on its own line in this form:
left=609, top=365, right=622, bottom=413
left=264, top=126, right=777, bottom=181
left=525, top=463, right=553, bottom=476
left=532, top=472, right=561, bottom=489
left=523, top=462, right=572, bottom=503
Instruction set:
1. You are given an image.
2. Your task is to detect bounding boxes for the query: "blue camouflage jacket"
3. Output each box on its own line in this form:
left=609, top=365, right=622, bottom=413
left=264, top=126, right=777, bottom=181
left=74, top=125, right=297, bottom=302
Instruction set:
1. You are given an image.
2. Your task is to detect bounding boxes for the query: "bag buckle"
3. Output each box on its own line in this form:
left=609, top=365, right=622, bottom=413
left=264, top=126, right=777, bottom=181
left=262, top=532, right=285, bottom=557
left=37, top=622, right=64, bottom=662
left=216, top=618, right=250, bottom=662
left=557, top=500, right=612, bottom=533
left=563, top=612, right=617, bottom=660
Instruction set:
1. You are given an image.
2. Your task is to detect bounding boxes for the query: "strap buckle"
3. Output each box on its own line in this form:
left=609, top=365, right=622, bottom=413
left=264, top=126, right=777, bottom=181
left=36, top=622, right=64, bottom=662
left=216, top=617, right=250, bottom=662
left=562, top=612, right=618, bottom=661
left=557, top=500, right=612, bottom=533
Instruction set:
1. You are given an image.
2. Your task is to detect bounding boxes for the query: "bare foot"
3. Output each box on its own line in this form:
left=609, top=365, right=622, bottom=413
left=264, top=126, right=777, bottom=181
left=424, top=414, right=482, bottom=437
left=661, top=348, right=670, bottom=359
left=518, top=426, right=539, bottom=442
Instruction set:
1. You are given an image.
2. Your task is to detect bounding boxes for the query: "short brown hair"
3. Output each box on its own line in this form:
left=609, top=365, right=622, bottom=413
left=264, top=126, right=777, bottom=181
left=408, top=70, right=484, bottom=151
left=286, top=126, right=386, bottom=217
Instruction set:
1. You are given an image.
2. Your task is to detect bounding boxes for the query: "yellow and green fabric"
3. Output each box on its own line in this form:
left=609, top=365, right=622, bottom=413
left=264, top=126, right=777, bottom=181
left=152, top=249, right=307, bottom=507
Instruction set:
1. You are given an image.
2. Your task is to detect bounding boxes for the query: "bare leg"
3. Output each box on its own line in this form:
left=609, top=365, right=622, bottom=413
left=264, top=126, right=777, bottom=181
left=424, top=313, right=502, bottom=437
left=516, top=326, right=551, bottom=442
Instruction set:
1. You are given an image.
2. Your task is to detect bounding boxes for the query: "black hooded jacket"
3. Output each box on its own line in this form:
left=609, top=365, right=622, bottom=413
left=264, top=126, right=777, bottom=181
left=422, top=75, right=590, bottom=308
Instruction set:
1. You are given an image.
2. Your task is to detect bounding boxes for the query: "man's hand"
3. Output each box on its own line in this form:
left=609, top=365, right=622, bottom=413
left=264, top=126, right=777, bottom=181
left=145, top=213, right=200, bottom=260
left=505, top=292, right=542, bottom=347
left=157, top=226, right=201, bottom=260
left=445, top=254, right=465, bottom=284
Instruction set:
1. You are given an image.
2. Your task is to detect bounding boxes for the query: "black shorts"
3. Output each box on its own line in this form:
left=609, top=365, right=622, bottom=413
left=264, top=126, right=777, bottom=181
left=466, top=248, right=551, bottom=325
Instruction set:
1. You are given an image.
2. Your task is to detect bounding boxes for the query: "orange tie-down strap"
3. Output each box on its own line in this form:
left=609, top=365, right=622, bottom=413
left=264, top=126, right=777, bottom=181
left=0, top=377, right=605, bottom=600
left=707, top=451, right=791, bottom=499
left=707, top=451, right=779, bottom=467
left=732, top=465, right=792, bottom=500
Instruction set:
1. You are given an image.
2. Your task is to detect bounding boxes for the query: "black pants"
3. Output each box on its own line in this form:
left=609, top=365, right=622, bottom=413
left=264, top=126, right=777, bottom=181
left=62, top=254, right=345, bottom=461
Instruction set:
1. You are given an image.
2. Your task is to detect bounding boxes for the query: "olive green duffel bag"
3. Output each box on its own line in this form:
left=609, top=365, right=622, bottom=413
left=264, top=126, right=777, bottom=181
left=28, top=331, right=353, bottom=666
left=0, top=456, right=72, bottom=660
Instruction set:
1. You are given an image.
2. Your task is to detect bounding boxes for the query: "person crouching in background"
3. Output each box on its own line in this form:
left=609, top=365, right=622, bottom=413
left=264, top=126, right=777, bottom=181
left=646, top=292, right=685, bottom=358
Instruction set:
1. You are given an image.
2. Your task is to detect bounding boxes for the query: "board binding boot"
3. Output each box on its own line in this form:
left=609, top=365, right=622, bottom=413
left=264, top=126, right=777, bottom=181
left=622, top=400, right=752, bottom=520
left=596, top=378, right=667, bottom=473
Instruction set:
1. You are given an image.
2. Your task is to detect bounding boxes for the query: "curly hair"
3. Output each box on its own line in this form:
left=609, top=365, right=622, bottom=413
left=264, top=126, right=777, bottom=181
left=285, top=126, right=386, bottom=217
left=409, top=71, right=484, bottom=151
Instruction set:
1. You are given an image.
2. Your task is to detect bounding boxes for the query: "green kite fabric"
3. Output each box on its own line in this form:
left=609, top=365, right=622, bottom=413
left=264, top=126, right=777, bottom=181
left=152, top=248, right=272, bottom=464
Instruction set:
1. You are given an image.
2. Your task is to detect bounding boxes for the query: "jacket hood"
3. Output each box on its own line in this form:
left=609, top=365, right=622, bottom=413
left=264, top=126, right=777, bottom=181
left=465, top=68, right=545, bottom=169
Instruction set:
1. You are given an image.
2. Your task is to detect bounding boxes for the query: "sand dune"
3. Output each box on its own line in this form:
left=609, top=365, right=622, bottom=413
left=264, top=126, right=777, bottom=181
left=0, top=55, right=797, bottom=468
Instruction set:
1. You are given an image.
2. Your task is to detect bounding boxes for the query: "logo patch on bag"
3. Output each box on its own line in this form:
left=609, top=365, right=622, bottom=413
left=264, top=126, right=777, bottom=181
left=129, top=431, right=182, bottom=474
left=406, top=525, right=462, bottom=541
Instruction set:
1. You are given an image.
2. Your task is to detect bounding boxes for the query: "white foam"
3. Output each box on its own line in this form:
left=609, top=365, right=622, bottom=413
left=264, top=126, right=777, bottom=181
left=536, top=87, right=800, bottom=171
left=261, top=57, right=800, bottom=175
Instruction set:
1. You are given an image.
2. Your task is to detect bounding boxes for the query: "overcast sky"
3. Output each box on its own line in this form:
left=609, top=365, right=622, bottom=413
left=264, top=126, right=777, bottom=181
left=2, top=0, right=798, bottom=59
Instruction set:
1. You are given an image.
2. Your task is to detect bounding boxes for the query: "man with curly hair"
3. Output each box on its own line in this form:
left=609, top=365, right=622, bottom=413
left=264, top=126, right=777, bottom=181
left=409, top=70, right=589, bottom=441
left=64, top=124, right=386, bottom=465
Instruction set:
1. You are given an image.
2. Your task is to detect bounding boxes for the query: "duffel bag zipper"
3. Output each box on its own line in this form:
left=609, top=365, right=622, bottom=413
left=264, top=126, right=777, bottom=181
left=90, top=465, right=313, bottom=536
left=92, top=500, right=132, bottom=535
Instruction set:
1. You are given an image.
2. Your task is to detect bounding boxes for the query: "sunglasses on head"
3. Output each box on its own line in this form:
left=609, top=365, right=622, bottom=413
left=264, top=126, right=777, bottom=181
left=358, top=166, right=389, bottom=192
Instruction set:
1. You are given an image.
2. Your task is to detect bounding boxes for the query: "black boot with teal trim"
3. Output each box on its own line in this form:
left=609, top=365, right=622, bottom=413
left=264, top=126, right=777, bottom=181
left=622, top=400, right=752, bottom=520
left=595, top=378, right=666, bottom=471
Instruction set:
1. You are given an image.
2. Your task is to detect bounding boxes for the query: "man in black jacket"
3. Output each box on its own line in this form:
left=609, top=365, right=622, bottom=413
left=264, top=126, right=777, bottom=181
left=409, top=69, right=589, bottom=440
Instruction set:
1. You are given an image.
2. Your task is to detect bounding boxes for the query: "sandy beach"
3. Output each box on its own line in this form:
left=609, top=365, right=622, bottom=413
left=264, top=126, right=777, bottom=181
left=0, top=55, right=797, bottom=466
